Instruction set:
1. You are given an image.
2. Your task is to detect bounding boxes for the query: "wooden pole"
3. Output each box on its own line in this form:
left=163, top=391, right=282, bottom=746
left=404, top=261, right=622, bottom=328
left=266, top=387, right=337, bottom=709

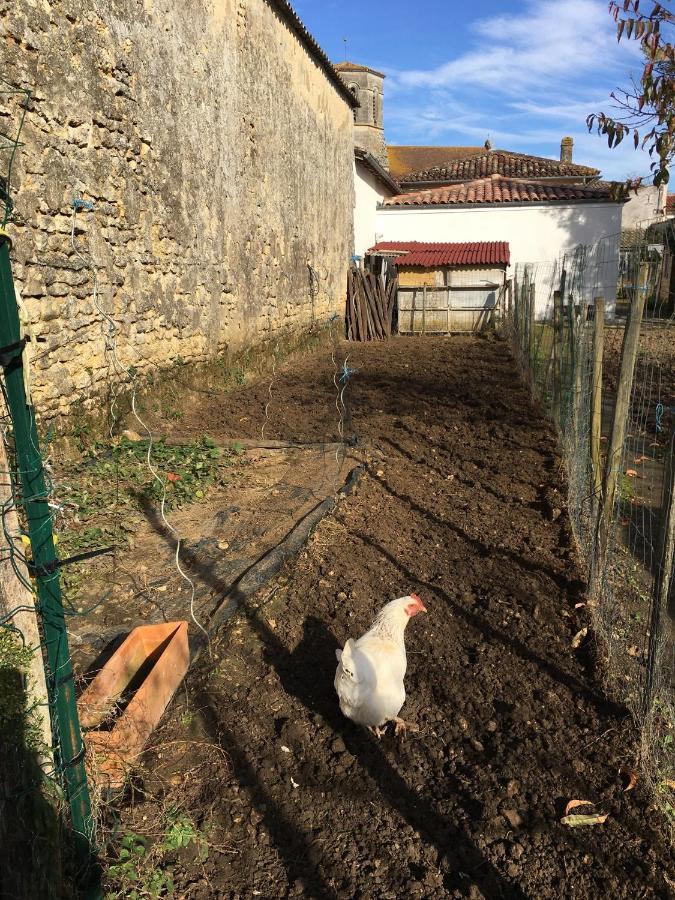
left=0, top=431, right=52, bottom=765
left=528, top=276, right=536, bottom=373
left=569, top=298, right=584, bottom=445
left=520, top=268, right=530, bottom=371
left=422, top=285, right=427, bottom=335
left=552, top=288, right=563, bottom=422
left=591, top=297, right=605, bottom=506
left=643, top=432, right=675, bottom=716
left=591, top=263, right=648, bottom=596
left=522, top=275, right=528, bottom=361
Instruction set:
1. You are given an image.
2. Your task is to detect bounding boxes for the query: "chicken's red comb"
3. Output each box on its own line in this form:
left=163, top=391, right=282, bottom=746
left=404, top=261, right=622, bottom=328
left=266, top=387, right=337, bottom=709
left=409, top=592, right=427, bottom=612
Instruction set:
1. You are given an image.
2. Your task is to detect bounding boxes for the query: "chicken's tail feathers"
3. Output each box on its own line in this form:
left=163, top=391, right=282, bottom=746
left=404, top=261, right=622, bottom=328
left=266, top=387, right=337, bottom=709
left=335, top=648, right=342, bottom=662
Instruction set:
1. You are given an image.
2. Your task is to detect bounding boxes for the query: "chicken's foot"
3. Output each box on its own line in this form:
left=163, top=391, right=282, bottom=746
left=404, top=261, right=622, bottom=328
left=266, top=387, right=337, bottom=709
left=392, top=717, right=419, bottom=737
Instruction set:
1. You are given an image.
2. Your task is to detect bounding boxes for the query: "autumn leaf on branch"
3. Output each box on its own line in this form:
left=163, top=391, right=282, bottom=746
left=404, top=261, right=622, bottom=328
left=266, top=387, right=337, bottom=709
left=587, top=1, right=675, bottom=185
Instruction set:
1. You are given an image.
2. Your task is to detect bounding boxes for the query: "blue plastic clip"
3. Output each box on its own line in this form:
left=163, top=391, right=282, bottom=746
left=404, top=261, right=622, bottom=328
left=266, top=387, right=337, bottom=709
left=72, top=197, right=94, bottom=211
left=339, top=361, right=359, bottom=384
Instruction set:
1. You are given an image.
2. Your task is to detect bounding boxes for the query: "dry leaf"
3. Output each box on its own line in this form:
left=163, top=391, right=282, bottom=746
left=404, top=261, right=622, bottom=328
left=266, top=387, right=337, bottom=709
left=619, top=765, right=638, bottom=791
left=574, top=602, right=586, bottom=609
left=626, top=645, right=639, bottom=657
left=564, top=799, right=594, bottom=816
left=663, top=779, right=675, bottom=790
left=571, top=627, right=588, bottom=649
left=625, top=469, right=639, bottom=477
left=561, top=813, right=608, bottom=827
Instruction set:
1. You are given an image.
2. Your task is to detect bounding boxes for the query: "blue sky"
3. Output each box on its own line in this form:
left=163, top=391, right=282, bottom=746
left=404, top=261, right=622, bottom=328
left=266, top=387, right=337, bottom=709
left=295, top=0, right=651, bottom=181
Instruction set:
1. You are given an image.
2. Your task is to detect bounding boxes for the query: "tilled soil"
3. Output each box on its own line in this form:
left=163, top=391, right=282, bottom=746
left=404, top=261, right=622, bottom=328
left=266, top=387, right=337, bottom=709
left=115, top=336, right=674, bottom=899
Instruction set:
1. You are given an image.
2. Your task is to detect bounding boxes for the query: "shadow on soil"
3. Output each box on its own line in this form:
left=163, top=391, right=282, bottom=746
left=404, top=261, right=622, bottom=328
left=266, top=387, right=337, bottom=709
left=135, top=497, right=528, bottom=897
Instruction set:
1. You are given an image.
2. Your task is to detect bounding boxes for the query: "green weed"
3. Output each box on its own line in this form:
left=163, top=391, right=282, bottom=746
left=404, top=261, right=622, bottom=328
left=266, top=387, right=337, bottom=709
left=104, top=811, right=208, bottom=898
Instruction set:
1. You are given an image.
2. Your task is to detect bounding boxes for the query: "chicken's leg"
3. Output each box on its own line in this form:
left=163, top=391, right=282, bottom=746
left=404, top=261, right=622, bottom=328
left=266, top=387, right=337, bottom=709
left=369, top=725, right=387, bottom=739
left=392, top=717, right=419, bottom=737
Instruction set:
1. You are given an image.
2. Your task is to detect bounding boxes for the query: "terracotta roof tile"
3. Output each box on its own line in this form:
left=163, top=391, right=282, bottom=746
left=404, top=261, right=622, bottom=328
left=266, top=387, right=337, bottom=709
left=368, top=241, right=510, bottom=267
left=354, top=148, right=399, bottom=194
left=387, top=146, right=483, bottom=180
left=382, top=175, right=617, bottom=207
left=667, top=194, right=675, bottom=212
left=400, top=149, right=600, bottom=184
left=335, top=61, right=386, bottom=78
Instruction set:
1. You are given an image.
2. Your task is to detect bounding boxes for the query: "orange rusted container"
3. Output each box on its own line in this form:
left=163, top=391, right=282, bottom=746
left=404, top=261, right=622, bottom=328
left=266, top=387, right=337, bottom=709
left=78, top=621, right=189, bottom=789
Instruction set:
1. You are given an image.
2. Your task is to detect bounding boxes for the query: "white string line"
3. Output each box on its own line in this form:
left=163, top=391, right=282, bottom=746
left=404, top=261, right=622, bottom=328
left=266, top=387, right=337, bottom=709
left=261, top=341, right=278, bottom=440
left=331, top=346, right=342, bottom=472
left=70, top=203, right=209, bottom=647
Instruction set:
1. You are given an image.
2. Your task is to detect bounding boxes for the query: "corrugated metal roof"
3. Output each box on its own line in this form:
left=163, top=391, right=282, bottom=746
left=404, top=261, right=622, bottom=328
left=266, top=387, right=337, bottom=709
left=368, top=241, right=510, bottom=267
left=382, top=175, right=619, bottom=207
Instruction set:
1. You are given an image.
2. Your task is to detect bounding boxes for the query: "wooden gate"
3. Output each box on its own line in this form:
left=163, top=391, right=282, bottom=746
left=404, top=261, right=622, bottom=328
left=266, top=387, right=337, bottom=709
left=397, top=283, right=504, bottom=334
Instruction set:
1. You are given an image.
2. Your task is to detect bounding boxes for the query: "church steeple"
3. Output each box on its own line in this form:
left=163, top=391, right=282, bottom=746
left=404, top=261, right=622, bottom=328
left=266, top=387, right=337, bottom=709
left=335, top=62, right=388, bottom=170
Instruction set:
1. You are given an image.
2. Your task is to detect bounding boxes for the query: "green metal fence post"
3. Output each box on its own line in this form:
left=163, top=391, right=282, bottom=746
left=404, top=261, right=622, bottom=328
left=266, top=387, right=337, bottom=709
left=0, top=233, right=99, bottom=894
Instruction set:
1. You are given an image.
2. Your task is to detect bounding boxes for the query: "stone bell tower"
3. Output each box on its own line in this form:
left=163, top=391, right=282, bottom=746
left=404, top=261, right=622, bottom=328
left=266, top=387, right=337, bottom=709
left=335, top=62, right=388, bottom=170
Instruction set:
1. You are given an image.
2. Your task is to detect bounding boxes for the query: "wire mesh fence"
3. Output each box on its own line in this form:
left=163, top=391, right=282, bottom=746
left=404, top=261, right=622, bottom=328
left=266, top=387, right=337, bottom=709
left=504, top=220, right=675, bottom=818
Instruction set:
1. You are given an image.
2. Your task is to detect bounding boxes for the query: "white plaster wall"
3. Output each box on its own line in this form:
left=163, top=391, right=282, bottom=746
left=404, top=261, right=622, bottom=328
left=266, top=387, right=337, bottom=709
left=621, top=184, right=667, bottom=228
left=376, top=202, right=622, bottom=315
left=354, top=162, right=386, bottom=259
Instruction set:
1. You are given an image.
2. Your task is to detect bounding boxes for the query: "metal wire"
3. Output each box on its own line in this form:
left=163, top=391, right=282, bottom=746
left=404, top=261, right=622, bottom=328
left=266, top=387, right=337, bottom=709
left=505, top=218, right=675, bottom=799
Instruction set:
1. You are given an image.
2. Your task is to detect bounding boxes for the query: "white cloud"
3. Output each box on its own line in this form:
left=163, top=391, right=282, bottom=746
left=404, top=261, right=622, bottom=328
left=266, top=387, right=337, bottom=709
left=382, top=0, right=651, bottom=180
left=395, top=0, right=639, bottom=93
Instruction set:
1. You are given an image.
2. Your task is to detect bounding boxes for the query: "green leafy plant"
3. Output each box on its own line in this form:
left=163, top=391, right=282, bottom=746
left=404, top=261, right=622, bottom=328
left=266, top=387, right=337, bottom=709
left=104, top=812, right=208, bottom=898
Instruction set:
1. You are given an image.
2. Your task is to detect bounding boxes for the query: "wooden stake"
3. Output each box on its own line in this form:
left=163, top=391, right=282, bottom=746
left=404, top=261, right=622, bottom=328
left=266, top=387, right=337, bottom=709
left=591, top=263, right=648, bottom=596
left=591, top=297, right=605, bottom=505
left=528, top=275, right=536, bottom=372
left=0, top=433, right=52, bottom=765
left=422, top=286, right=427, bottom=335
left=643, top=432, right=675, bottom=715
left=552, top=287, right=563, bottom=422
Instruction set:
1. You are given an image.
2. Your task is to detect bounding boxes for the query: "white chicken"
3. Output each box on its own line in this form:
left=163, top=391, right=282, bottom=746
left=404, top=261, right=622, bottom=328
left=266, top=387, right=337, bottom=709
left=334, top=593, right=427, bottom=737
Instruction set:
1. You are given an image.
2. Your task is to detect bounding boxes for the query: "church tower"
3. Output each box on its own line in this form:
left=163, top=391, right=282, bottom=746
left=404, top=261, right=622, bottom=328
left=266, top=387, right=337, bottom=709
left=335, top=62, right=388, bottom=170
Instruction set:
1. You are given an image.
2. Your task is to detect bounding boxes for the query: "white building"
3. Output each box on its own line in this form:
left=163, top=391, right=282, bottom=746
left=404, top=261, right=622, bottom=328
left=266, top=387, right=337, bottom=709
left=621, top=183, right=668, bottom=228
left=353, top=148, right=399, bottom=259
left=375, top=174, right=624, bottom=316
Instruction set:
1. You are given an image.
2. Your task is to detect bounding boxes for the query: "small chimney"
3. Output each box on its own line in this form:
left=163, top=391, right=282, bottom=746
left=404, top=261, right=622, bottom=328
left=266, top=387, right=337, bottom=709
left=560, top=136, right=574, bottom=163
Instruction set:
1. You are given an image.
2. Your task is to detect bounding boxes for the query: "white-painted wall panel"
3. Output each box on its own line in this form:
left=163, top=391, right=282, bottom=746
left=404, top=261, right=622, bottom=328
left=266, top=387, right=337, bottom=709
left=376, top=202, right=622, bottom=315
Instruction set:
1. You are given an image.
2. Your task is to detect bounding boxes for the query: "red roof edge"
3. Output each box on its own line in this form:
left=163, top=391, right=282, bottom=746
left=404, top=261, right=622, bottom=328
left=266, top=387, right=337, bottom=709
left=368, top=241, right=510, bottom=267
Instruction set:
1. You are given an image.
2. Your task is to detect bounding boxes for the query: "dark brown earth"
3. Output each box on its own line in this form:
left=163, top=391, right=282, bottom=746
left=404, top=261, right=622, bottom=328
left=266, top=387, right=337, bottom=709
left=103, top=335, right=675, bottom=899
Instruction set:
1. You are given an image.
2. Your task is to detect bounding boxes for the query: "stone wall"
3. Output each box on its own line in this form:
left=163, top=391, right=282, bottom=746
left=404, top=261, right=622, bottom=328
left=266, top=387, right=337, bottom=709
left=0, top=0, right=354, bottom=417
